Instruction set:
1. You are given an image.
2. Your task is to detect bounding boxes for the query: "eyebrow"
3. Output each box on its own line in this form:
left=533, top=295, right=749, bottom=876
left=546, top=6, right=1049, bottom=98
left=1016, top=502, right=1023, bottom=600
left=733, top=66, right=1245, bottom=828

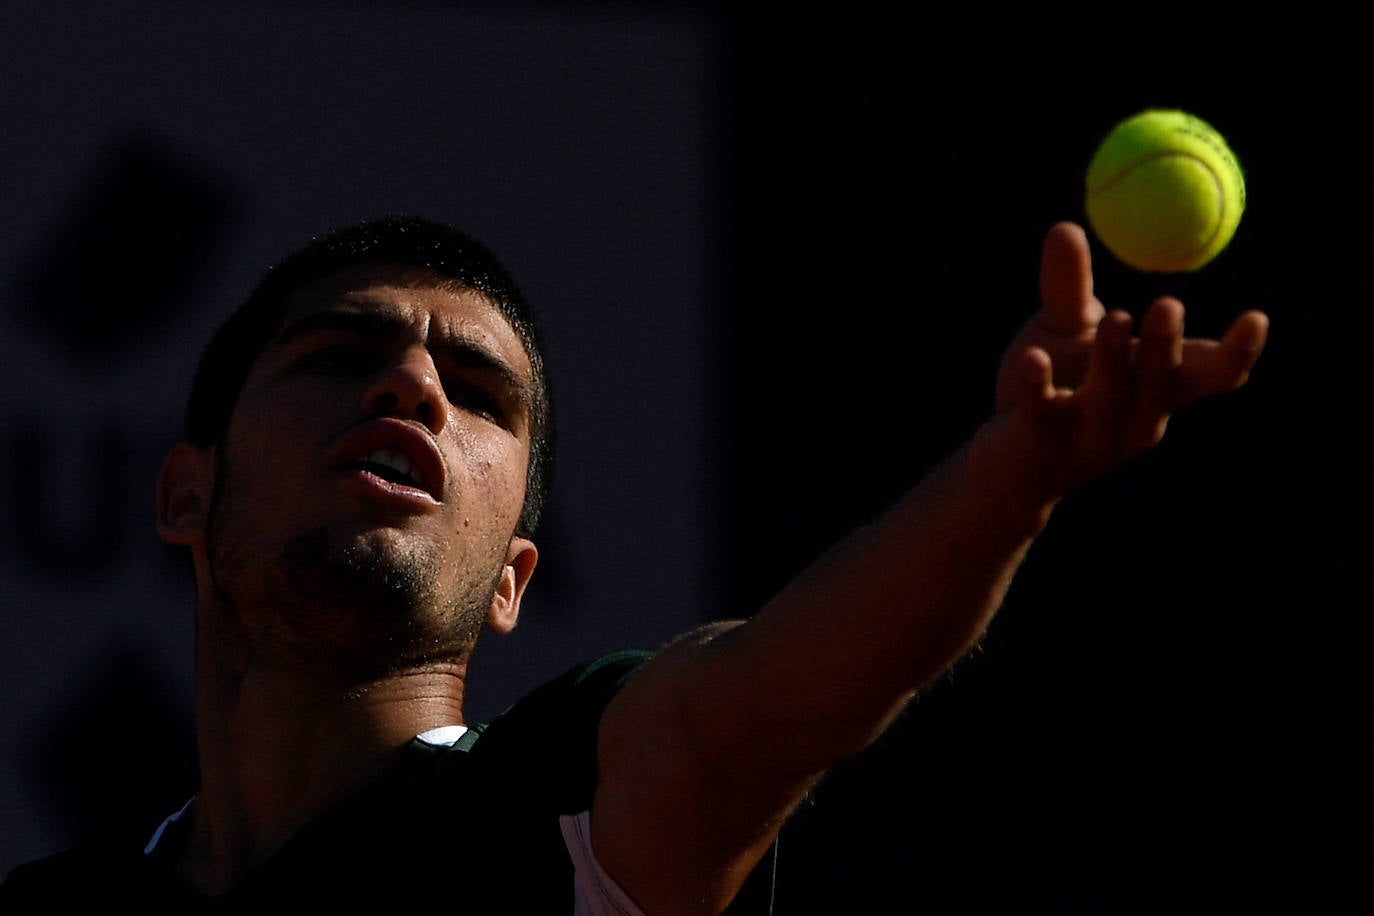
left=272, top=303, right=534, bottom=411
left=273, top=307, right=407, bottom=348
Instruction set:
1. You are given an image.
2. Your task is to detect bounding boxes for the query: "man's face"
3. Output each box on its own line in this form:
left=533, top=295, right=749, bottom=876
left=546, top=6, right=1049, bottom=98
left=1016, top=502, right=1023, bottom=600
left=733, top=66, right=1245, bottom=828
left=197, top=267, right=537, bottom=676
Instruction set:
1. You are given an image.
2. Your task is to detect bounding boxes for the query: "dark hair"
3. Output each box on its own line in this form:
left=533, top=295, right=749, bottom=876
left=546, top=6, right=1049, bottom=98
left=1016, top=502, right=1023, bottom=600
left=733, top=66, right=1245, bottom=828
left=185, top=214, right=554, bottom=538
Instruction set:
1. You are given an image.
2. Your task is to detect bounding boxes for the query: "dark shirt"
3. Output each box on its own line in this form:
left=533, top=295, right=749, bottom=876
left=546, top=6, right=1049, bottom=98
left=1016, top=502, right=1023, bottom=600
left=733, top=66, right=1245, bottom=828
left=1, top=651, right=776, bottom=914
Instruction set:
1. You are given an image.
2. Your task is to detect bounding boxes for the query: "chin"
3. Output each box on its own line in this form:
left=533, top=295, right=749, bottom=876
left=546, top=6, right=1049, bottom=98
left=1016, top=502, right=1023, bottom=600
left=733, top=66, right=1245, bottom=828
left=277, top=526, right=437, bottom=614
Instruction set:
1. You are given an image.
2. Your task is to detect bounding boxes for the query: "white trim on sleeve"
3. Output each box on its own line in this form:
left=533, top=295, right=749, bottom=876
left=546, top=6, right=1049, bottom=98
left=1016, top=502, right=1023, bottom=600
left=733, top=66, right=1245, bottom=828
left=559, top=810, right=647, bottom=916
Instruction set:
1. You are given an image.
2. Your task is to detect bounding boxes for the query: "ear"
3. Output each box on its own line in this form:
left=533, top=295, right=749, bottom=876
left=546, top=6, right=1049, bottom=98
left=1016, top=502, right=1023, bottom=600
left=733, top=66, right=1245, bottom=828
left=487, top=536, right=538, bottom=635
left=156, top=442, right=215, bottom=546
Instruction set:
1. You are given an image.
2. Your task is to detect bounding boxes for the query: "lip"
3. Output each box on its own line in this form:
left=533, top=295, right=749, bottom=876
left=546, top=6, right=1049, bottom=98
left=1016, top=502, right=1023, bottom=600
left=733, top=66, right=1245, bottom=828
left=326, top=418, right=446, bottom=506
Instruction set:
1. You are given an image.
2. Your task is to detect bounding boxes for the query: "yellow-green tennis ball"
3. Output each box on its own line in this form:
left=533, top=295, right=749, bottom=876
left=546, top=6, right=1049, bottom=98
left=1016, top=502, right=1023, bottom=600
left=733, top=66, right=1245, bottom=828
left=1084, top=109, right=1245, bottom=273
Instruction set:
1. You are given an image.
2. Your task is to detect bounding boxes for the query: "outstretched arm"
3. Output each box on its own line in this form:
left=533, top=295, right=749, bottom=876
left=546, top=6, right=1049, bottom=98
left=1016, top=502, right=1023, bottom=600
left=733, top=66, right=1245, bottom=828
left=592, top=221, right=1268, bottom=913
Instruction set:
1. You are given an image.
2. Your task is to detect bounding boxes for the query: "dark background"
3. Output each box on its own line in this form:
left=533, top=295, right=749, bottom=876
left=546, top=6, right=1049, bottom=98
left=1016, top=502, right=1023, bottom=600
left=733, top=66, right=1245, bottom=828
left=3, top=4, right=1367, bottom=911
left=718, top=16, right=1368, bottom=913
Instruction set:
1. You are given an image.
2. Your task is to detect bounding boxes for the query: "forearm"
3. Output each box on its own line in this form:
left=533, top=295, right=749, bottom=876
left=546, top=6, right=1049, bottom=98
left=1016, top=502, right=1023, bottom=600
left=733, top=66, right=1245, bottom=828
left=689, top=428, right=1056, bottom=772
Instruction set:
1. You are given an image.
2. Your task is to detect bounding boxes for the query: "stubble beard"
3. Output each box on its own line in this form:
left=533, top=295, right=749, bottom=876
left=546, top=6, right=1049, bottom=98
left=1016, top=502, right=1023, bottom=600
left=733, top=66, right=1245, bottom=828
left=203, top=449, right=501, bottom=679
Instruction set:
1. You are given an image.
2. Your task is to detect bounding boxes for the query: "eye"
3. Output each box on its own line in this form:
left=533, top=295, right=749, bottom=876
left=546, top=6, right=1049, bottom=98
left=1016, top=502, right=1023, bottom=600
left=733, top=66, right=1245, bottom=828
left=444, top=377, right=506, bottom=424
left=301, top=343, right=380, bottom=375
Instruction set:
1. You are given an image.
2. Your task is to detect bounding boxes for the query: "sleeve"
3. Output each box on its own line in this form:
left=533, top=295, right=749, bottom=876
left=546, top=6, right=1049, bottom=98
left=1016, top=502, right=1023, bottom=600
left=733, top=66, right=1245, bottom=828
left=482, top=650, right=777, bottom=913
left=560, top=810, right=647, bottom=916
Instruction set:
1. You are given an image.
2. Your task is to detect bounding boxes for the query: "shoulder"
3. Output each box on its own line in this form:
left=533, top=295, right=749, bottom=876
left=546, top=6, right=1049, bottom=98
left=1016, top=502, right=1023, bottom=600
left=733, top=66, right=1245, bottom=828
left=437, top=650, right=653, bottom=814
left=527, top=649, right=655, bottom=699
left=484, top=649, right=655, bottom=739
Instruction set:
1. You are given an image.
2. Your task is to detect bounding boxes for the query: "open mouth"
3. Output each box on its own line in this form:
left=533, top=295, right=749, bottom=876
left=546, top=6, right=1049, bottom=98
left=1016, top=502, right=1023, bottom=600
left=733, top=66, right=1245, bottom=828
left=353, top=448, right=426, bottom=490
left=328, top=418, right=446, bottom=505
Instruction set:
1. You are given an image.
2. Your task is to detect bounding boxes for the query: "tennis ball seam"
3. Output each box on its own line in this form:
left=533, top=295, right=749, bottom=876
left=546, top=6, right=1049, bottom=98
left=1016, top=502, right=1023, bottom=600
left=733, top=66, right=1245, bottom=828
left=1083, top=109, right=1245, bottom=273
left=1087, top=151, right=1230, bottom=269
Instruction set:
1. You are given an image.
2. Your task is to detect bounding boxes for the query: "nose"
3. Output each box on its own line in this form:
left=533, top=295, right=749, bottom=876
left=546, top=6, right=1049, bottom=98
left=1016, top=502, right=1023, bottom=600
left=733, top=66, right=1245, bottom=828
left=362, top=347, right=447, bottom=434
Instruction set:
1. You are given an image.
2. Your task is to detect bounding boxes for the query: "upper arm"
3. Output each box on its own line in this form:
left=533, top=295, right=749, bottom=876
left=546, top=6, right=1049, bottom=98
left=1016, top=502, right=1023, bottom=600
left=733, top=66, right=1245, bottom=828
left=588, top=620, right=812, bottom=914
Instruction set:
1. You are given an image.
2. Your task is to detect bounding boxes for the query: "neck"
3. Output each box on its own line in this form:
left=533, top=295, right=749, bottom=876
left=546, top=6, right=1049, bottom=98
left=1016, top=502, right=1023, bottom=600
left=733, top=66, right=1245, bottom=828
left=179, top=640, right=469, bottom=895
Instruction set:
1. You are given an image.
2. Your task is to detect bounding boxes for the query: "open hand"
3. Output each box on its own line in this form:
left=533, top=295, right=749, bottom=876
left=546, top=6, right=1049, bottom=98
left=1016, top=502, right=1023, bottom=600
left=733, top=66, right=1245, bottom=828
left=984, top=221, right=1268, bottom=501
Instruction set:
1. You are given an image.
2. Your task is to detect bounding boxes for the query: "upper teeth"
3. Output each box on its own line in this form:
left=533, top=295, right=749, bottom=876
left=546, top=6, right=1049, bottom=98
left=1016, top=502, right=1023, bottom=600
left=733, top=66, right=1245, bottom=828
left=362, top=449, right=424, bottom=488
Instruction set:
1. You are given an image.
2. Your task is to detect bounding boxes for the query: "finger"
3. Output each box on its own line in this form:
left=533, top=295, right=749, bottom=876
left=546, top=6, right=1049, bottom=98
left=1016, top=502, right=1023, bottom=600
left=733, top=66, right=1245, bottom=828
left=1073, top=309, right=1136, bottom=468
left=1176, top=309, right=1270, bottom=401
left=1128, top=297, right=1185, bottom=448
left=1137, top=297, right=1185, bottom=389
left=1212, top=309, right=1269, bottom=391
left=1012, top=346, right=1056, bottom=413
left=1037, top=222, right=1105, bottom=336
left=1080, top=309, right=1135, bottom=414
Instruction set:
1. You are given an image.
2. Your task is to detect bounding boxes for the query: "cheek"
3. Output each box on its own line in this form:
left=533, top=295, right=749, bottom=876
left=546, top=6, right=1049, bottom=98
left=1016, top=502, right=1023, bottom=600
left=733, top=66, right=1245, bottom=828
left=454, top=428, right=529, bottom=524
left=230, top=384, right=341, bottom=464
left=220, top=408, right=321, bottom=510
left=211, top=447, right=288, bottom=534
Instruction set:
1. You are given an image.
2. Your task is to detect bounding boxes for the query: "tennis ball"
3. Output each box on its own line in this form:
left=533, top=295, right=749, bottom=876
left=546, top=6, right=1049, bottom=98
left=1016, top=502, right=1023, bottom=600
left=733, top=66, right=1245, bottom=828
left=1084, top=109, right=1245, bottom=273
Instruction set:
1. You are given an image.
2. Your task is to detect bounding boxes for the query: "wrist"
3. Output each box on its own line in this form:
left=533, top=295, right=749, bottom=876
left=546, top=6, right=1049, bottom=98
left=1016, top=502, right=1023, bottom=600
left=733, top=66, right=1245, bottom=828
left=963, top=420, right=1060, bottom=539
